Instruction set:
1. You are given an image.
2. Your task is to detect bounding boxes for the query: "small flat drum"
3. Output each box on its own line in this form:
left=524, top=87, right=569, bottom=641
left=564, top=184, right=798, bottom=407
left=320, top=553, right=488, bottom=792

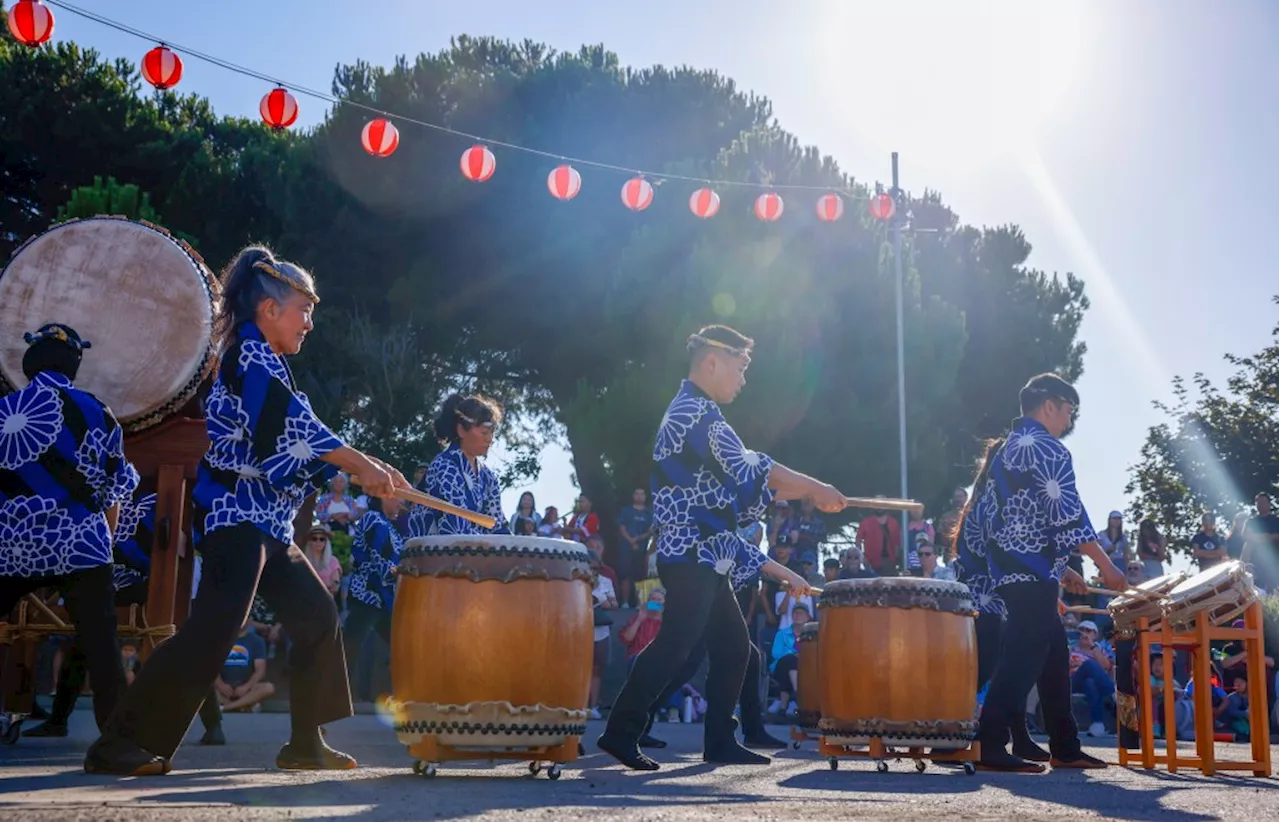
left=0, top=216, right=219, bottom=432
left=1108, top=571, right=1187, bottom=638
left=1161, top=560, right=1260, bottom=632
left=796, top=620, right=821, bottom=731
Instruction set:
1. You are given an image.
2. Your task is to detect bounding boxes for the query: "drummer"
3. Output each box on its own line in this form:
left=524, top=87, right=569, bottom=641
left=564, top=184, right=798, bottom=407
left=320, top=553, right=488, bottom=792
left=407, top=393, right=509, bottom=537
left=951, top=440, right=1048, bottom=767
left=0, top=324, right=139, bottom=735
left=86, top=245, right=409, bottom=776
left=597, top=325, right=845, bottom=771
left=343, top=496, right=405, bottom=702
left=969, top=373, right=1127, bottom=772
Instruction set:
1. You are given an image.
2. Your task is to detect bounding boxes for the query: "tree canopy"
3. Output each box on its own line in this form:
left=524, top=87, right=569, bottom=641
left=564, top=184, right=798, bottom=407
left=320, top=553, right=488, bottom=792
left=2, top=29, right=1092, bottom=535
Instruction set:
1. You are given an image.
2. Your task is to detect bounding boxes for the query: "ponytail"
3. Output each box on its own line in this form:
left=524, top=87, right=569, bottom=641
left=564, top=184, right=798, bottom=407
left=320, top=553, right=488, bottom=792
left=949, top=437, right=1005, bottom=557
left=213, top=244, right=317, bottom=351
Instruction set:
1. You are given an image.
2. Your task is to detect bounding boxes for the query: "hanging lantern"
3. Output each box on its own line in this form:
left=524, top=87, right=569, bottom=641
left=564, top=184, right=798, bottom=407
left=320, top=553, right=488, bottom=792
left=6, top=0, right=54, bottom=47
left=816, top=193, right=844, bottom=222
left=869, top=192, right=896, bottom=221
left=547, top=164, right=582, bottom=200
left=361, top=119, right=400, bottom=157
left=620, top=176, right=653, bottom=212
left=689, top=188, right=720, bottom=219
left=754, top=192, right=784, bottom=222
left=141, top=45, right=183, bottom=90
left=259, top=87, right=299, bottom=129
left=460, top=144, right=496, bottom=182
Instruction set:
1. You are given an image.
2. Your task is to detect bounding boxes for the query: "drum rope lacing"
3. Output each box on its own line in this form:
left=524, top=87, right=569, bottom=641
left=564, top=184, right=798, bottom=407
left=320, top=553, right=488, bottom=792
left=400, top=544, right=590, bottom=562
left=395, top=720, right=589, bottom=738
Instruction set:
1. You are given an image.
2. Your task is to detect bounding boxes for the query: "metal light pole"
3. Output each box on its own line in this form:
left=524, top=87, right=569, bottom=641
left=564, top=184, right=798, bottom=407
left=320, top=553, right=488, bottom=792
left=891, top=152, right=910, bottom=574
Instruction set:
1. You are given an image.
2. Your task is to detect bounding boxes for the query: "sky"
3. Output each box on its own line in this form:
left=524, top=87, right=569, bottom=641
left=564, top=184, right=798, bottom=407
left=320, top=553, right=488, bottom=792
left=37, top=0, right=1278, bottom=573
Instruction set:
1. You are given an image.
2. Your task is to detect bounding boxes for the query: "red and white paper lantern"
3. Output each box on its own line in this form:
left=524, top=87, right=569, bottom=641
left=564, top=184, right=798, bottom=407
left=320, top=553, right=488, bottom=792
left=259, top=88, right=299, bottom=130
left=361, top=119, right=400, bottom=157
left=754, top=192, right=784, bottom=222
left=869, top=192, right=896, bottom=222
left=547, top=164, right=582, bottom=200
left=816, top=193, right=844, bottom=222
left=6, top=0, right=54, bottom=47
left=621, top=176, right=654, bottom=211
left=689, top=188, right=720, bottom=219
left=141, top=45, right=183, bottom=90
left=460, top=144, right=496, bottom=182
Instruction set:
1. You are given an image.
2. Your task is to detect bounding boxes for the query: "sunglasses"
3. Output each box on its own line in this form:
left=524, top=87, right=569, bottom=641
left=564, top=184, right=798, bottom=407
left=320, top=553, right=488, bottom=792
left=918, top=551, right=934, bottom=557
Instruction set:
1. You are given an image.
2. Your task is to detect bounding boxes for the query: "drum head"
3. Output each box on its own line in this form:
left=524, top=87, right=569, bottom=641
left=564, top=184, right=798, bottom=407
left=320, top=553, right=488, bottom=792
left=819, top=576, right=974, bottom=614
left=0, top=217, right=218, bottom=432
left=1111, top=571, right=1186, bottom=609
left=1167, top=560, right=1247, bottom=599
left=402, top=534, right=591, bottom=559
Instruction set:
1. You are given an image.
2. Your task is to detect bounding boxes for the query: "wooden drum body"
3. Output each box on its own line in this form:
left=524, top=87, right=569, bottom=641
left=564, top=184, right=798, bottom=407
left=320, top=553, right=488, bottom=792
left=817, top=578, right=977, bottom=749
left=796, top=620, right=821, bottom=731
left=389, top=535, right=593, bottom=756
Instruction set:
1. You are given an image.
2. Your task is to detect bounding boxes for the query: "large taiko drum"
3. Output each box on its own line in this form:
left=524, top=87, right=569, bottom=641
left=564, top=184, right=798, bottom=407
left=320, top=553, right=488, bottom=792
left=0, top=216, right=219, bottom=432
left=796, top=620, right=821, bottom=732
left=389, top=535, right=593, bottom=755
left=817, top=577, right=977, bottom=749
left=1108, top=571, right=1187, bottom=638
left=1161, top=560, right=1260, bottom=632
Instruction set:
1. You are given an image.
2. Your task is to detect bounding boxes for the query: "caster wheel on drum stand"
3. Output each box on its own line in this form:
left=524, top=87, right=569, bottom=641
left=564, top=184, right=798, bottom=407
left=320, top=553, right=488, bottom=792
left=528, top=762, right=542, bottom=776
left=413, top=761, right=438, bottom=778
left=547, top=764, right=562, bottom=780
left=828, top=757, right=839, bottom=771
left=962, top=762, right=977, bottom=776
left=914, top=759, right=927, bottom=773
left=875, top=760, right=889, bottom=774
left=792, top=741, right=801, bottom=750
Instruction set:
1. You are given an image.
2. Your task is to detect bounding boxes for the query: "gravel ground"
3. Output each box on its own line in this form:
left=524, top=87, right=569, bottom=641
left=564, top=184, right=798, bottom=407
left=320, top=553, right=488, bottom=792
left=0, top=711, right=1275, bottom=821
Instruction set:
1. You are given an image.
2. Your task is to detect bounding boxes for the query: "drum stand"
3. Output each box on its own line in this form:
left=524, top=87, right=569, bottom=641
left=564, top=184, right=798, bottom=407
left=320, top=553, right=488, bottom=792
left=407, top=735, right=581, bottom=780
left=790, top=723, right=821, bottom=749
left=818, top=736, right=980, bottom=775
left=1119, top=602, right=1272, bottom=777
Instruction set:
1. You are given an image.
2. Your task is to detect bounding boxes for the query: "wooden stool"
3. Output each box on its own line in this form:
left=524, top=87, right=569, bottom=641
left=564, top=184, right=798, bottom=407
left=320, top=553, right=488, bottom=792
left=1117, top=601, right=1272, bottom=777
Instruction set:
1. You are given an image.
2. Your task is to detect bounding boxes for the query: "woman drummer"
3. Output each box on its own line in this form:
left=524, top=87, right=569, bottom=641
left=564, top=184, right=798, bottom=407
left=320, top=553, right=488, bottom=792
left=407, top=393, right=509, bottom=537
left=87, top=245, right=409, bottom=776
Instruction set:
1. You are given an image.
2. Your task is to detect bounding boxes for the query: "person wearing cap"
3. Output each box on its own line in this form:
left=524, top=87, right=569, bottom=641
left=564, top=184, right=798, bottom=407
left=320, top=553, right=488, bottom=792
left=961, top=372, right=1127, bottom=772
left=1068, top=619, right=1115, bottom=738
left=86, top=245, right=409, bottom=777
left=597, top=324, right=847, bottom=771
left=0, top=323, right=140, bottom=740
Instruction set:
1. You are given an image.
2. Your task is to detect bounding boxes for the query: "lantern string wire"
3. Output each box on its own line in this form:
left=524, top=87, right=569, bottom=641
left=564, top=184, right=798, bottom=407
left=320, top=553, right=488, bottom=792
left=40, top=0, right=887, bottom=199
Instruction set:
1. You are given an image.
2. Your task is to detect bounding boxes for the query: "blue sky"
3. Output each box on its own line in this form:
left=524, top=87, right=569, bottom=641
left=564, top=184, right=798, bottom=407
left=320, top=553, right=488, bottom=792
left=42, top=1, right=1277, bottom=570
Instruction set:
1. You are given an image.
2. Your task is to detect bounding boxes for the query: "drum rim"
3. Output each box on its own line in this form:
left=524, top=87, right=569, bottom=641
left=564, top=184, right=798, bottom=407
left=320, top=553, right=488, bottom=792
left=1165, top=560, right=1248, bottom=598
left=0, top=216, right=220, bottom=433
left=402, top=534, right=591, bottom=557
left=821, top=576, right=971, bottom=595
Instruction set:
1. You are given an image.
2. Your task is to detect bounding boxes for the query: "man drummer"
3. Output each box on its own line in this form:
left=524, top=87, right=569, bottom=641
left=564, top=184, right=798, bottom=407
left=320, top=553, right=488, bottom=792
left=971, top=373, right=1127, bottom=771
left=597, top=324, right=846, bottom=771
left=0, top=324, right=139, bottom=734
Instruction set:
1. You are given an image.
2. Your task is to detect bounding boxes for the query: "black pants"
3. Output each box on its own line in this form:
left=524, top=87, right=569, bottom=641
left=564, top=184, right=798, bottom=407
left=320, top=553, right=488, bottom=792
left=976, top=610, right=1034, bottom=746
left=0, top=565, right=125, bottom=731
left=978, top=581, right=1080, bottom=758
left=771, top=654, right=799, bottom=694
left=99, top=523, right=352, bottom=759
left=606, top=561, right=749, bottom=745
left=47, top=582, right=222, bottom=733
left=342, top=599, right=393, bottom=702
left=648, top=585, right=767, bottom=736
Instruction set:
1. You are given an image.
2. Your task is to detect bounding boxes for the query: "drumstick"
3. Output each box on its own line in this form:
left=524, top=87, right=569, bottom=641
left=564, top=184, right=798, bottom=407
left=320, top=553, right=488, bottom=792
left=1065, top=606, right=1109, bottom=615
left=350, top=479, right=497, bottom=530
left=844, top=496, right=924, bottom=515
left=1086, top=586, right=1161, bottom=600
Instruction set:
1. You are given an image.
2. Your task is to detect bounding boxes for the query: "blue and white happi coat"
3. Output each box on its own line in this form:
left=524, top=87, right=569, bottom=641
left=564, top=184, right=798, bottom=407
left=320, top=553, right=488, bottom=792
left=0, top=371, right=140, bottom=577
left=651, top=380, right=775, bottom=585
left=952, top=499, right=1007, bottom=619
left=970, top=417, right=1098, bottom=588
left=111, top=490, right=158, bottom=592
left=407, top=443, right=508, bottom=538
left=347, top=510, right=404, bottom=609
left=192, top=322, right=344, bottom=547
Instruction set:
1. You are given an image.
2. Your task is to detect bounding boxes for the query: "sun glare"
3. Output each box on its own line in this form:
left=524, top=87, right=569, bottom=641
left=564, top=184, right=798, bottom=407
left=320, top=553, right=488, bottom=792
left=820, top=0, right=1084, bottom=172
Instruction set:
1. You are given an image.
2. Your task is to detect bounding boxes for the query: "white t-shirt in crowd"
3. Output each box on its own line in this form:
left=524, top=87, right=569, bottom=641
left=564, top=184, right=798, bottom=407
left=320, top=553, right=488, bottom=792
left=774, top=590, right=815, bottom=632
left=592, top=576, right=616, bottom=642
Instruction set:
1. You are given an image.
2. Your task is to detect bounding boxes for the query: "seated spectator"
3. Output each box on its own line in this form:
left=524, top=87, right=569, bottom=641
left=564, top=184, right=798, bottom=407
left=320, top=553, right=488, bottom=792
left=915, top=536, right=956, bottom=581
left=585, top=535, right=619, bottom=589
left=774, top=583, right=815, bottom=634
left=247, top=594, right=285, bottom=660
left=1216, top=618, right=1277, bottom=709
left=1214, top=675, right=1252, bottom=739
left=216, top=622, right=275, bottom=713
left=314, top=472, right=365, bottom=534
left=620, top=588, right=666, bottom=661
left=839, top=546, right=878, bottom=580
left=537, top=506, right=563, bottom=538
left=767, top=605, right=811, bottom=717
left=121, top=639, right=141, bottom=687
left=1069, top=620, right=1115, bottom=737
left=1150, top=653, right=1195, bottom=740
left=303, top=525, right=343, bottom=604
left=822, top=557, right=842, bottom=583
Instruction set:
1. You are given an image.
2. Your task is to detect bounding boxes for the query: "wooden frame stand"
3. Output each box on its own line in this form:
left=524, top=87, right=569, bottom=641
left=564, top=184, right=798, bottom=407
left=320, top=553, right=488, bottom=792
left=1117, top=601, right=1272, bottom=777
left=819, top=735, right=980, bottom=775
left=406, top=734, right=581, bottom=780
left=790, top=724, right=820, bottom=749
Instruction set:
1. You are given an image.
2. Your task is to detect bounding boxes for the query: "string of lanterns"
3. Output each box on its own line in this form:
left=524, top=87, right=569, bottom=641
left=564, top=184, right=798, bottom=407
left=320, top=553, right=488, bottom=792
left=7, top=0, right=899, bottom=224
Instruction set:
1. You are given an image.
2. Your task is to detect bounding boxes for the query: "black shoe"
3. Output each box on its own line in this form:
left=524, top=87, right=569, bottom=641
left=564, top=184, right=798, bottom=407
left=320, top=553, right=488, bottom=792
left=742, top=730, right=788, bottom=749
left=638, top=733, right=667, bottom=749
left=199, top=726, right=226, bottom=746
left=1050, top=752, right=1107, bottom=770
left=977, top=748, right=1045, bottom=773
left=578, top=742, right=586, bottom=756
left=29, top=702, right=50, bottom=720
left=276, top=741, right=357, bottom=770
left=23, top=721, right=68, bottom=738
left=1012, top=739, right=1051, bottom=762
left=704, top=742, right=771, bottom=765
left=596, top=733, right=659, bottom=771
left=84, top=735, right=170, bottom=776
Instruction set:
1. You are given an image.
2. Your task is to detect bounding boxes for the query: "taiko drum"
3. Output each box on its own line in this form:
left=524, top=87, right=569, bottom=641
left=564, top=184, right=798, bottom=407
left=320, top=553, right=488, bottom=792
left=389, top=535, right=593, bottom=754
left=817, top=577, right=978, bottom=748
left=796, top=620, right=821, bottom=731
